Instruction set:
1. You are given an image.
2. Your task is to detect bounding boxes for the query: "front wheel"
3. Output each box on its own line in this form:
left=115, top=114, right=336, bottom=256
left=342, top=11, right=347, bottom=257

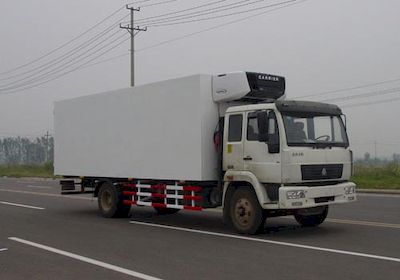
left=294, top=206, right=328, bottom=227
left=229, top=187, right=266, bottom=234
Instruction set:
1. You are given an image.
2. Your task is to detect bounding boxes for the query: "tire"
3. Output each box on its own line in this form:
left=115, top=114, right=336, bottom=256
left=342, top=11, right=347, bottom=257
left=154, top=207, right=181, bottom=215
left=98, top=182, right=131, bottom=218
left=294, top=206, right=328, bottom=227
left=228, top=187, right=266, bottom=234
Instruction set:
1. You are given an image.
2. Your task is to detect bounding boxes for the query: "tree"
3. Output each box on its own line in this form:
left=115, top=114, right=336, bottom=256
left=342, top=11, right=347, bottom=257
left=0, top=136, right=54, bottom=165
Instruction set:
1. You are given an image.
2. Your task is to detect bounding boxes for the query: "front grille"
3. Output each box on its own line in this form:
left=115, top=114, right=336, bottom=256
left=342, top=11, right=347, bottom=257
left=284, top=181, right=345, bottom=187
left=315, top=196, right=335, bottom=203
left=301, top=164, right=343, bottom=181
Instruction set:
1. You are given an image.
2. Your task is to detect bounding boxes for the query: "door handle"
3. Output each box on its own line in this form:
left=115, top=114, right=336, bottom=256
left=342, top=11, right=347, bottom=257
left=243, top=156, right=253, bottom=161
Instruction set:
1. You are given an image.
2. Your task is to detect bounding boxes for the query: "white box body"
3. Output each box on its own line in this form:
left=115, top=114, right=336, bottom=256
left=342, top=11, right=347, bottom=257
left=54, top=75, right=220, bottom=181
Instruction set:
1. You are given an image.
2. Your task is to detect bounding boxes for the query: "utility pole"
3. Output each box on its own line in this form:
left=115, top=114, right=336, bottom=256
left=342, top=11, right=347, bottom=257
left=374, top=141, right=377, bottom=161
left=120, top=5, right=147, bottom=87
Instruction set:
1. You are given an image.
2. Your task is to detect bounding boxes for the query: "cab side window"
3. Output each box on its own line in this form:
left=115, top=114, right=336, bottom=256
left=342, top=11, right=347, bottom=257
left=228, top=114, right=243, bottom=142
left=247, top=116, right=259, bottom=141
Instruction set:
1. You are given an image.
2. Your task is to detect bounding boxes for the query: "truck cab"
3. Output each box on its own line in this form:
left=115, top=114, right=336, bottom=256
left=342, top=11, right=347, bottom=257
left=214, top=72, right=356, bottom=233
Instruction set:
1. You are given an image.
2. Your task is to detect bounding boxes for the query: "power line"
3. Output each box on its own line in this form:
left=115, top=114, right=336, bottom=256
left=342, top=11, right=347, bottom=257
left=133, top=0, right=265, bottom=26
left=0, top=35, right=129, bottom=95
left=341, top=96, right=400, bottom=108
left=350, top=141, right=400, bottom=146
left=0, top=33, right=129, bottom=93
left=0, top=0, right=306, bottom=94
left=0, top=29, right=125, bottom=90
left=297, top=77, right=400, bottom=99
left=0, top=13, right=129, bottom=83
left=0, top=30, right=126, bottom=91
left=0, top=35, right=130, bottom=95
left=18, top=1, right=301, bottom=69
left=127, top=0, right=156, bottom=5
left=79, top=53, right=129, bottom=70
left=5, top=34, right=142, bottom=85
left=0, top=2, right=154, bottom=93
left=140, top=0, right=179, bottom=8
left=137, top=0, right=306, bottom=52
left=132, top=0, right=229, bottom=23
left=147, top=0, right=297, bottom=27
left=0, top=6, right=127, bottom=76
left=319, top=87, right=400, bottom=103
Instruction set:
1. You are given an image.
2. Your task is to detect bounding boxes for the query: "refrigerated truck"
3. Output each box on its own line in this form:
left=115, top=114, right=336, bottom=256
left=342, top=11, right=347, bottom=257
left=55, top=72, right=357, bottom=234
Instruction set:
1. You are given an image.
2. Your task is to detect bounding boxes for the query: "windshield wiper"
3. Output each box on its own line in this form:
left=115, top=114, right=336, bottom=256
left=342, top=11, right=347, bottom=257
left=313, top=142, right=333, bottom=149
left=287, top=142, right=347, bottom=148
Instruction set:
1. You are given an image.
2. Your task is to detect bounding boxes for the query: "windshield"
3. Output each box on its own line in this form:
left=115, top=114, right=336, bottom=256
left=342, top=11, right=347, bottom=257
left=282, top=114, right=349, bottom=147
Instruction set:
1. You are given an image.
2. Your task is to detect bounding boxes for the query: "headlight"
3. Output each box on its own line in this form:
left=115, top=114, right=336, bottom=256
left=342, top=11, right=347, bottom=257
left=286, top=190, right=305, bottom=199
left=344, top=186, right=355, bottom=195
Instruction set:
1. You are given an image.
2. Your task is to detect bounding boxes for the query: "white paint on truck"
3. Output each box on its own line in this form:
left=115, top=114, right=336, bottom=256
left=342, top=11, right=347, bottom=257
left=54, top=74, right=219, bottom=180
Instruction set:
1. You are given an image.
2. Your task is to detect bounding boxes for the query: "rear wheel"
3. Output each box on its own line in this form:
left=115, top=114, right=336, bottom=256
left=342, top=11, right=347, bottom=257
left=229, top=187, right=266, bottom=234
left=294, top=206, right=328, bottom=227
left=98, top=182, right=131, bottom=218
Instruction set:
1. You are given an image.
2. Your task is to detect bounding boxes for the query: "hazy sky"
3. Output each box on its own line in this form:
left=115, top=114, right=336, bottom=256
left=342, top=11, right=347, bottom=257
left=0, top=0, right=399, bottom=158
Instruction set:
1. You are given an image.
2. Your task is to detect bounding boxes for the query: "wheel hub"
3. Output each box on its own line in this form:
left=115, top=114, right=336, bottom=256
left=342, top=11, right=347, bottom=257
left=234, top=198, right=253, bottom=226
left=101, top=189, right=113, bottom=211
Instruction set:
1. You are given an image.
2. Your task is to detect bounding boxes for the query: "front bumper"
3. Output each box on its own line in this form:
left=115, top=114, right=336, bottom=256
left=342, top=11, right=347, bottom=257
left=278, top=182, right=357, bottom=209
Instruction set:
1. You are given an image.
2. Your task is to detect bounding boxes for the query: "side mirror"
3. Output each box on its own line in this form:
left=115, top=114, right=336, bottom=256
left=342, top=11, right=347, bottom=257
left=257, top=111, right=269, bottom=142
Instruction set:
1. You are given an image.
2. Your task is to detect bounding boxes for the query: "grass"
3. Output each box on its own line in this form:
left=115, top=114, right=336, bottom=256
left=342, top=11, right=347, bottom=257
left=352, top=162, right=400, bottom=189
left=0, top=162, right=54, bottom=178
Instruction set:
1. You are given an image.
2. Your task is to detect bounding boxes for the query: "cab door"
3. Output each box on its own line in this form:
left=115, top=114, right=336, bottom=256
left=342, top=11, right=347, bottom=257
left=243, top=111, right=282, bottom=183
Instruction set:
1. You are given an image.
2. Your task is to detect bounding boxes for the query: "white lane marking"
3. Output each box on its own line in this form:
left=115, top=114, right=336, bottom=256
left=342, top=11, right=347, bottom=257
left=0, top=186, right=400, bottom=229
left=357, top=193, right=400, bottom=198
left=26, top=185, right=52, bottom=189
left=0, top=201, right=45, bottom=210
left=1, top=188, right=399, bottom=229
left=206, top=208, right=400, bottom=230
left=0, top=248, right=8, bottom=252
left=129, top=221, right=400, bottom=263
left=0, top=188, right=92, bottom=200
left=9, top=237, right=163, bottom=280
left=325, top=218, right=400, bottom=229
left=15, top=178, right=54, bottom=182
left=278, top=216, right=400, bottom=230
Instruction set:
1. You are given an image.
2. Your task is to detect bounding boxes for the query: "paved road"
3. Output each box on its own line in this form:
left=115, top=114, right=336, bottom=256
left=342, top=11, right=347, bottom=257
left=0, top=177, right=399, bottom=280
